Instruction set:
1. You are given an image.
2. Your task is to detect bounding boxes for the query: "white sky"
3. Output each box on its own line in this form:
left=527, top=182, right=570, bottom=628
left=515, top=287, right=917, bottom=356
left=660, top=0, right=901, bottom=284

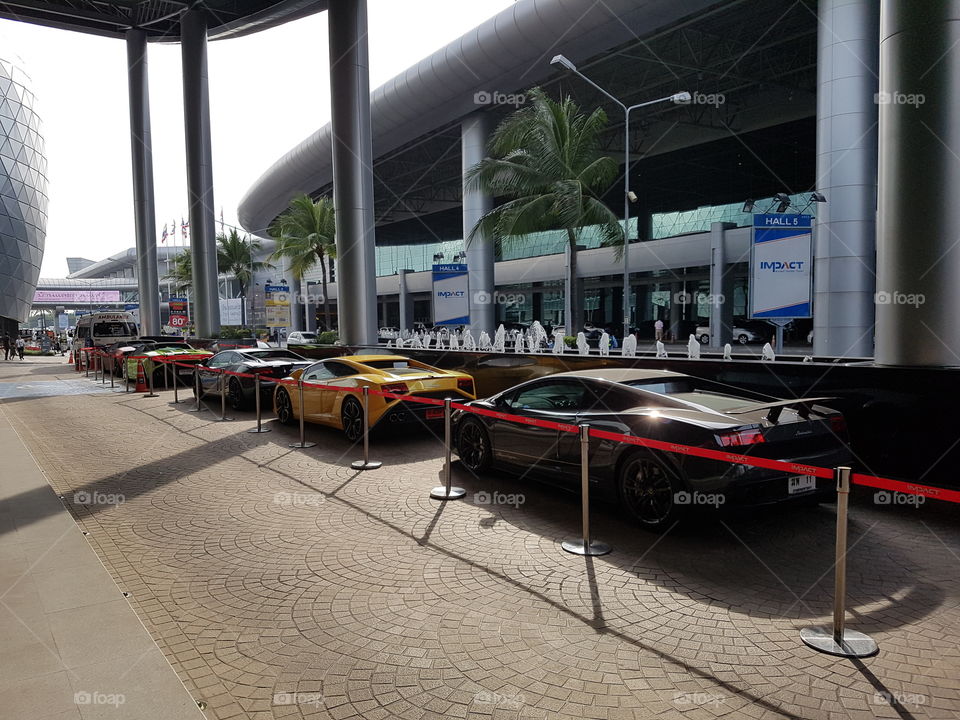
left=0, top=0, right=515, bottom=277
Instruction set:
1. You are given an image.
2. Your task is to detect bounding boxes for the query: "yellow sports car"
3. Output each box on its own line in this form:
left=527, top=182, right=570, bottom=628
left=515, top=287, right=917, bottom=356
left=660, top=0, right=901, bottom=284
left=273, top=354, right=477, bottom=440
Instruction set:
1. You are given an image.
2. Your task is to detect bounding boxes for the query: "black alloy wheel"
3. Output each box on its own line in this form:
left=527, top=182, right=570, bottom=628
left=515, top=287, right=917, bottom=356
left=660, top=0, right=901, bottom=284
left=275, top=387, right=295, bottom=425
left=457, top=417, right=491, bottom=472
left=341, top=396, right=364, bottom=442
left=228, top=378, right=247, bottom=411
left=619, top=453, right=681, bottom=531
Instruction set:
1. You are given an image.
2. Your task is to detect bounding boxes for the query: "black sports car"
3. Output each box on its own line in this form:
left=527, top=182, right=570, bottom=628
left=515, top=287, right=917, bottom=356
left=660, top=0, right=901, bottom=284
left=195, top=348, right=314, bottom=410
left=453, top=369, right=851, bottom=530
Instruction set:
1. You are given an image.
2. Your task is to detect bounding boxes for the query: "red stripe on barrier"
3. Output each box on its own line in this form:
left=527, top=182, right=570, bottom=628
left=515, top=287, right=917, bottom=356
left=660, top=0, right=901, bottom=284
left=851, top=473, right=960, bottom=504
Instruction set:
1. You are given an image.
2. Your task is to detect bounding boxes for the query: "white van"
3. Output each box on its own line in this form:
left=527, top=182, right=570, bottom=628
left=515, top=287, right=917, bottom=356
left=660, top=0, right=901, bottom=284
left=72, top=311, right=139, bottom=352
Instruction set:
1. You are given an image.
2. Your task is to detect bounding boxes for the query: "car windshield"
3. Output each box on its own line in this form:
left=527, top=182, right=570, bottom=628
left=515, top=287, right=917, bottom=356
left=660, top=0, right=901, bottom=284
left=244, top=350, right=304, bottom=360
left=624, top=377, right=753, bottom=412
left=93, top=322, right=137, bottom=337
left=361, top=359, right=433, bottom=374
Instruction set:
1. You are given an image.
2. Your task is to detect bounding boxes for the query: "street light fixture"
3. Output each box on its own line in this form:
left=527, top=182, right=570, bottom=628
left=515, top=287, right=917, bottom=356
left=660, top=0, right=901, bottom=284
left=550, top=53, right=690, bottom=340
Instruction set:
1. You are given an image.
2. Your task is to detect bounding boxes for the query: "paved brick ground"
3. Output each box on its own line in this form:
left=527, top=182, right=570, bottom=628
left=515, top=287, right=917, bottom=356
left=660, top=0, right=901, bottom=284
left=2, top=356, right=959, bottom=719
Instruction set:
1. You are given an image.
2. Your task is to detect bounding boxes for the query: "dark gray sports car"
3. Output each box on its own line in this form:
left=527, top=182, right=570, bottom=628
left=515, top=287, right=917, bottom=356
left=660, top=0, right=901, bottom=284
left=453, top=369, right=851, bottom=530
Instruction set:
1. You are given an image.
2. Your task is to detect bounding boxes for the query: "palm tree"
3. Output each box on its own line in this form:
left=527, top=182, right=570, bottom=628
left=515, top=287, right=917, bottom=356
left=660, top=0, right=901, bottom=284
left=269, top=193, right=337, bottom=330
left=464, top=87, right=623, bottom=332
left=216, top=228, right=272, bottom=325
left=163, top=249, right=193, bottom=293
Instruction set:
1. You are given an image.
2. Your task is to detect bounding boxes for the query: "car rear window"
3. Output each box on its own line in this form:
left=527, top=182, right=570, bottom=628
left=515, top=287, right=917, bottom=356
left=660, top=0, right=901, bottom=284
left=624, top=378, right=754, bottom=412
left=245, top=350, right=303, bottom=360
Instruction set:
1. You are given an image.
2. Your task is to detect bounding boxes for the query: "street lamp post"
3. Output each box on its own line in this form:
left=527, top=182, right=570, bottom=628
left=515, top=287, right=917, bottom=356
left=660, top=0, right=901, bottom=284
left=550, top=54, right=689, bottom=341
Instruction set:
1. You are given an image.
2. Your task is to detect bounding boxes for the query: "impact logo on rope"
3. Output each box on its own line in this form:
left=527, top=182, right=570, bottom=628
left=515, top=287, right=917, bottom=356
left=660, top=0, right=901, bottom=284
left=759, top=260, right=805, bottom=272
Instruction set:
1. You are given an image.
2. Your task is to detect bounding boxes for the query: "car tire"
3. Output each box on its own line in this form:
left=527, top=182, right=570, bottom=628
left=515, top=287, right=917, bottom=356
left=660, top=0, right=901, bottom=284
left=699, top=334, right=709, bottom=345
left=737, top=334, right=749, bottom=344
left=618, top=452, right=684, bottom=532
left=341, top=396, right=364, bottom=442
left=275, top=387, right=295, bottom=425
left=227, top=378, right=247, bottom=411
left=456, top=417, right=491, bottom=472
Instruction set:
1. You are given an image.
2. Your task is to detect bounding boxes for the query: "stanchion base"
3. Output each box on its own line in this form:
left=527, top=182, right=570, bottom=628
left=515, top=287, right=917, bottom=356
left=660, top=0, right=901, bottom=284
left=289, top=442, right=317, bottom=448
left=430, top=486, right=465, bottom=500
left=800, top=627, right=879, bottom=657
left=561, top=539, right=612, bottom=556
left=352, top=460, right=383, bottom=470
left=143, top=393, right=159, bottom=399
left=218, top=416, right=234, bottom=422
left=247, top=427, right=272, bottom=434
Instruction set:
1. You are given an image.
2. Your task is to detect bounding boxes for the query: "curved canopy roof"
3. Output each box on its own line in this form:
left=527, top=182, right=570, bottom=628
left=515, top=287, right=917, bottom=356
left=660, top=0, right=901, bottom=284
left=238, top=0, right=716, bottom=235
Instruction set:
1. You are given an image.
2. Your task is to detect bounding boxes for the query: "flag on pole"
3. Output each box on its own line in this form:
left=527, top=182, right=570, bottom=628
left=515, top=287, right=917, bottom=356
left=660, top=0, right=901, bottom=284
left=181, top=217, right=189, bottom=240
left=160, top=224, right=168, bottom=243
left=219, top=207, right=224, bottom=233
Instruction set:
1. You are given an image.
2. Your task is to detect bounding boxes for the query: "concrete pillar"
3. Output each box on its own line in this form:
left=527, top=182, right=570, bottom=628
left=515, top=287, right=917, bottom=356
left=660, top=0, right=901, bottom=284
left=709, top=222, right=736, bottom=348
left=126, top=29, right=161, bottom=336
left=328, top=0, right=378, bottom=345
left=814, top=0, right=879, bottom=357
left=398, top=270, right=413, bottom=331
left=462, top=113, right=495, bottom=337
left=875, top=0, right=960, bottom=365
left=669, top=282, right=682, bottom=341
left=181, top=10, right=219, bottom=337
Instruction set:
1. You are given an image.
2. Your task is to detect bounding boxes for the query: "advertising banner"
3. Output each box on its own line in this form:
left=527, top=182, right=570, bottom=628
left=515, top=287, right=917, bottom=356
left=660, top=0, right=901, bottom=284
left=432, top=264, right=469, bottom=326
left=265, top=284, right=291, bottom=328
left=219, top=298, right=243, bottom=326
left=34, top=290, right=121, bottom=303
left=749, top=214, right=813, bottom=319
left=168, top=297, right=189, bottom=329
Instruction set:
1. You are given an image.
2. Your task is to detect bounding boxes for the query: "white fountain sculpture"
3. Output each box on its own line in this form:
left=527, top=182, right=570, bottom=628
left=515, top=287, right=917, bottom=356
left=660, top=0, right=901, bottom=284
left=599, top=332, right=610, bottom=356
left=761, top=343, right=776, bottom=362
left=411, top=334, right=423, bottom=349
left=493, top=324, right=506, bottom=353
left=423, top=334, right=432, bottom=349
left=551, top=329, right=564, bottom=354
left=723, top=343, right=732, bottom=361
left=802, top=355, right=813, bottom=363
left=478, top=331, right=491, bottom=351
left=449, top=333, right=459, bottom=350
left=622, top=334, right=637, bottom=357
left=576, top=332, right=590, bottom=355
left=687, top=334, right=700, bottom=359
left=656, top=340, right=668, bottom=358
left=386, top=339, right=394, bottom=348
left=463, top=329, right=476, bottom=351
left=530, top=321, right=546, bottom=353
left=515, top=332, right=524, bottom=353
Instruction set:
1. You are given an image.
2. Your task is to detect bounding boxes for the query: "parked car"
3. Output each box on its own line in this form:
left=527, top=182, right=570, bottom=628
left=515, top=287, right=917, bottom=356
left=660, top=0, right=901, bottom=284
left=453, top=368, right=849, bottom=531
left=287, top=331, right=320, bottom=346
left=195, top=348, right=314, bottom=410
left=273, top=354, right=477, bottom=440
left=695, top=324, right=765, bottom=345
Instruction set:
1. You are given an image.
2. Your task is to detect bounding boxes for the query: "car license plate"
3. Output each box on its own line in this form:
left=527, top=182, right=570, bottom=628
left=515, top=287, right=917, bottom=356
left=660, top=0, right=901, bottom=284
left=788, top=475, right=817, bottom=495
left=426, top=408, right=444, bottom=419
left=179, top=367, right=195, bottom=375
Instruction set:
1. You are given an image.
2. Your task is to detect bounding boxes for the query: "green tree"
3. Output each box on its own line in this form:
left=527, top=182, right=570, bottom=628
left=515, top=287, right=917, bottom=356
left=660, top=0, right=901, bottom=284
left=217, top=228, right=272, bottom=325
left=163, top=249, right=193, bottom=293
left=464, top=87, right=622, bottom=331
left=269, top=193, right=337, bottom=330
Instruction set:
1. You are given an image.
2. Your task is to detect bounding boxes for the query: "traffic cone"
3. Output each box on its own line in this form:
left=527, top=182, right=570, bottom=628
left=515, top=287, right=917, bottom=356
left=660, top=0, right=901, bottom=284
left=68, top=349, right=73, bottom=364
left=135, top=360, right=148, bottom=392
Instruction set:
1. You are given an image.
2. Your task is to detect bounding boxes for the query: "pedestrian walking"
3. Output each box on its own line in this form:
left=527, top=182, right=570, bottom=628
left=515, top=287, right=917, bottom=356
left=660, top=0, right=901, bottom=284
left=2, top=333, right=9, bottom=360
left=654, top=318, right=664, bottom=342
left=15, top=336, right=25, bottom=360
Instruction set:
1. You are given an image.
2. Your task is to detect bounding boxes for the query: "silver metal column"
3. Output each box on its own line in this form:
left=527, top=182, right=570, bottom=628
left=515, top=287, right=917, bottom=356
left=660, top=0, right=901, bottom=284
left=669, top=282, right=682, bottom=342
left=708, top=222, right=735, bottom=348
left=814, top=0, right=879, bottom=358
left=126, top=29, right=161, bottom=336
left=328, top=0, right=378, bottom=346
left=876, top=0, right=960, bottom=366
left=463, top=113, right=495, bottom=338
left=181, top=9, right=220, bottom=338
left=398, top=269, right=413, bottom=332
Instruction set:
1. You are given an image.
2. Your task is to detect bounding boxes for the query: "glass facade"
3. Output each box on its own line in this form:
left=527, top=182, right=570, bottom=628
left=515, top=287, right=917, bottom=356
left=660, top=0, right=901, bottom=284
left=0, top=58, right=47, bottom=327
left=650, top=193, right=813, bottom=239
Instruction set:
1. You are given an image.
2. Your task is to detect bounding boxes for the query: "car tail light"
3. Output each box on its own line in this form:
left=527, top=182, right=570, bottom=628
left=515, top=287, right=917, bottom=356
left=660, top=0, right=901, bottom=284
left=382, top=382, right=408, bottom=395
left=716, top=427, right=765, bottom=447
left=457, top=378, right=474, bottom=395
left=829, top=415, right=847, bottom=434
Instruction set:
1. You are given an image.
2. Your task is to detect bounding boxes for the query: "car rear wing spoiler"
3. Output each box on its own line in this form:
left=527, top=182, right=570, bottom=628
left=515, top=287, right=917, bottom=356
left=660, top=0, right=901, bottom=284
left=726, top=397, right=837, bottom=424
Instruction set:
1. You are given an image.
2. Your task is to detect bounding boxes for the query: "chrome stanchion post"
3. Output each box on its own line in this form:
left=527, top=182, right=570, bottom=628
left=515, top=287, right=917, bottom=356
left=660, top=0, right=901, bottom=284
left=143, top=359, right=159, bottom=398
left=101, top=353, right=106, bottom=385
left=352, top=386, right=382, bottom=470
left=123, top=357, right=130, bottom=393
left=430, top=397, right=464, bottom=498
left=801, top=466, right=878, bottom=657
left=218, top=371, right=233, bottom=421
left=84, top=349, right=90, bottom=377
left=247, top=374, right=271, bottom=434
left=188, top=367, right=207, bottom=412
left=109, top=355, right=115, bottom=389
left=171, top=362, right=180, bottom=404
left=288, top=378, right=316, bottom=448
left=163, top=359, right=169, bottom=390
left=562, top=424, right=611, bottom=556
